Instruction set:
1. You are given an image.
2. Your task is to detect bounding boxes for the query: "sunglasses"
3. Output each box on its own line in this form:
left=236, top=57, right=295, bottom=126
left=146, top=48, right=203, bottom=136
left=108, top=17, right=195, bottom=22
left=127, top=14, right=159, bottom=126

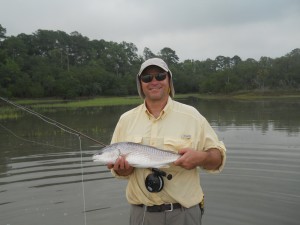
left=140, top=72, right=167, bottom=83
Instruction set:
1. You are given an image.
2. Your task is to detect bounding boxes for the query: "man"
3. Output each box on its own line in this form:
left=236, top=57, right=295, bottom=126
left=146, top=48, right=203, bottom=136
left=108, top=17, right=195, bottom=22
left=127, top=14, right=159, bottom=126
left=107, top=58, right=226, bottom=225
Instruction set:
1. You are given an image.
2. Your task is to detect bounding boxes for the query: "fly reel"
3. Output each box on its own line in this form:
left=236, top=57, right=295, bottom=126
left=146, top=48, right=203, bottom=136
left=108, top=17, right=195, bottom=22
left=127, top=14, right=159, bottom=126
left=145, top=168, right=173, bottom=192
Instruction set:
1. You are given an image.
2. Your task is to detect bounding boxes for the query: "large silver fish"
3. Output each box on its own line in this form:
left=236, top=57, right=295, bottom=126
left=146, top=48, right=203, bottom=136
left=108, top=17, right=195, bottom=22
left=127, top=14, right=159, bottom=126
left=92, top=142, right=180, bottom=168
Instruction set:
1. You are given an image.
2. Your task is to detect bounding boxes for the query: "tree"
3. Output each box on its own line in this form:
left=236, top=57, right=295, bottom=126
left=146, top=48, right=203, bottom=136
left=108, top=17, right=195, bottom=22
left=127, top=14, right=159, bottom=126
left=143, top=47, right=156, bottom=60
left=119, top=41, right=140, bottom=75
left=2, top=36, right=27, bottom=60
left=68, top=31, right=90, bottom=65
left=215, top=55, right=231, bottom=71
left=0, top=24, right=6, bottom=41
left=158, top=47, right=179, bottom=65
left=230, top=55, right=242, bottom=67
left=272, top=49, right=300, bottom=88
left=1, top=26, right=299, bottom=98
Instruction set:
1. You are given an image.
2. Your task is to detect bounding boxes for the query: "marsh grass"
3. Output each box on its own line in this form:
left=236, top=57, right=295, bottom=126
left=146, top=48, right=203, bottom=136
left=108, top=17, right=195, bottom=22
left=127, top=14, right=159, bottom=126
left=1, top=93, right=299, bottom=119
left=31, top=96, right=143, bottom=108
left=0, top=107, right=21, bottom=119
left=0, top=97, right=143, bottom=119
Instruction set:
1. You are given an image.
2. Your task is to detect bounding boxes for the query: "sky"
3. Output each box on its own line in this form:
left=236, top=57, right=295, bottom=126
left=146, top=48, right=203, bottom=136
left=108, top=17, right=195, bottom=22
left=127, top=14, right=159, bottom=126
left=1, top=0, right=300, bottom=61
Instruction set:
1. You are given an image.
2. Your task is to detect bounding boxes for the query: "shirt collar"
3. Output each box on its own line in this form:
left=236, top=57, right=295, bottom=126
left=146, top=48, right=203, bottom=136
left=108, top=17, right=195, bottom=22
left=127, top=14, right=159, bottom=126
left=143, top=96, right=173, bottom=120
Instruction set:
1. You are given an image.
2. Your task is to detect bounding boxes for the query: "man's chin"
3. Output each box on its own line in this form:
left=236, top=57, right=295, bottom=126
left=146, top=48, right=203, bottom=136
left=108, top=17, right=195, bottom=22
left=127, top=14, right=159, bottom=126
left=147, top=92, right=168, bottom=101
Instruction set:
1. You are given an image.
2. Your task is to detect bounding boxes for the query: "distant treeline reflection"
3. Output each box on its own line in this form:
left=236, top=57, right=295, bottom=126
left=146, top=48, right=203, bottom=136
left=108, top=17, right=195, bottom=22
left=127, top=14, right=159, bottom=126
left=187, top=97, right=300, bottom=135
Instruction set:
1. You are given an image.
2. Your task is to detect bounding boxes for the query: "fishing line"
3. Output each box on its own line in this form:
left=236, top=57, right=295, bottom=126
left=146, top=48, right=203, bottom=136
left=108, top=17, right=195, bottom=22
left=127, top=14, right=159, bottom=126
left=0, top=122, right=73, bottom=150
left=78, top=135, right=87, bottom=225
left=0, top=122, right=87, bottom=225
left=0, top=97, right=107, bottom=147
left=0, top=97, right=107, bottom=225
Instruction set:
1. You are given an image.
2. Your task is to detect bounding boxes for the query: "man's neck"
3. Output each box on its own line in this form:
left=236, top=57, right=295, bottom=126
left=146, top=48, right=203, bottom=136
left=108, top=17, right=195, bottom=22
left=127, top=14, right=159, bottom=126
left=145, top=98, right=168, bottom=118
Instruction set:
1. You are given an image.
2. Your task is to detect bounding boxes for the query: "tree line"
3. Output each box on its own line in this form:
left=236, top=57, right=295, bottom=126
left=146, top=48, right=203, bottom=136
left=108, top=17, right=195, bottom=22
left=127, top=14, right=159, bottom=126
left=0, top=24, right=299, bottom=99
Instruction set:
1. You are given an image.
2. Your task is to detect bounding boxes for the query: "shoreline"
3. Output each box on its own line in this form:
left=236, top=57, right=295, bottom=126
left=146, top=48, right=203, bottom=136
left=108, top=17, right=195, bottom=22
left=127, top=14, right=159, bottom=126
left=1, top=92, right=300, bottom=119
left=2, top=91, right=300, bottom=108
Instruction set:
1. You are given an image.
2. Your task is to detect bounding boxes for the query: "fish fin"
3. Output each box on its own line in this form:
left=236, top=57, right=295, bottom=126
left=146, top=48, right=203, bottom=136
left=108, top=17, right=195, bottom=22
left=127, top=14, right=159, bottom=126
left=121, top=152, right=131, bottom=158
left=115, top=149, right=131, bottom=159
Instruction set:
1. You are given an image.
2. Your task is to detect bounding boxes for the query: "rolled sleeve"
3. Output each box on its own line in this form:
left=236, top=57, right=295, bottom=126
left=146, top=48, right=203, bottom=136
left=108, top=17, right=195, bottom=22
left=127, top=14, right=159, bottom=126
left=202, top=141, right=226, bottom=173
left=200, top=119, right=227, bottom=173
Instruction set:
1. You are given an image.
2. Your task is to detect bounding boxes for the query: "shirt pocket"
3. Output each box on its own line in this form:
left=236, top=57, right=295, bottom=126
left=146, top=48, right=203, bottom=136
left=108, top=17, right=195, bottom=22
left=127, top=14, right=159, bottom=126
left=124, top=136, right=143, bottom=144
left=163, top=137, right=194, bottom=153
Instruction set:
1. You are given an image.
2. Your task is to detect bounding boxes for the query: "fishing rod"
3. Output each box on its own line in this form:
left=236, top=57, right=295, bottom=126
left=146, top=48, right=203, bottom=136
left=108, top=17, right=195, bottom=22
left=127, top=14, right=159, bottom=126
left=0, top=96, right=107, bottom=147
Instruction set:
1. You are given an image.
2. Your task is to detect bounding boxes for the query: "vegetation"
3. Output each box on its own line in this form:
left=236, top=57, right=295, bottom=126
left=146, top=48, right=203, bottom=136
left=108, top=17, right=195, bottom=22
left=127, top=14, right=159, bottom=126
left=29, top=96, right=143, bottom=108
left=0, top=24, right=299, bottom=99
left=1, top=93, right=300, bottom=121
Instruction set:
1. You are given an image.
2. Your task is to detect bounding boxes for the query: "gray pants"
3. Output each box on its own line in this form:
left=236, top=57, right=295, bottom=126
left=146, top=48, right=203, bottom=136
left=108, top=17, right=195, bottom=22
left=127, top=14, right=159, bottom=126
left=130, top=204, right=202, bottom=225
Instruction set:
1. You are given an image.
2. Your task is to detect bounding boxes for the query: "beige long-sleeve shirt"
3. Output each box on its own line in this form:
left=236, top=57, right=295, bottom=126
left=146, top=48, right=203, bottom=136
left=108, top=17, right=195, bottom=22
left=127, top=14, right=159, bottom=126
left=111, top=97, right=226, bottom=208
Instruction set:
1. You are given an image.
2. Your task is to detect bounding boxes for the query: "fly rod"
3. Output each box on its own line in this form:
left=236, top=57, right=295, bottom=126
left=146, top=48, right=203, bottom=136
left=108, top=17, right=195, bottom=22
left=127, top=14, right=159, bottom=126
left=0, top=97, right=107, bottom=147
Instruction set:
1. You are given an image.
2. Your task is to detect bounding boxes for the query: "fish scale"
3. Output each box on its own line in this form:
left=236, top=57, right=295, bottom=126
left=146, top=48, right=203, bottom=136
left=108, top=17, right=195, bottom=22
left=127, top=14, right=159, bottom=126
left=92, top=142, right=180, bottom=168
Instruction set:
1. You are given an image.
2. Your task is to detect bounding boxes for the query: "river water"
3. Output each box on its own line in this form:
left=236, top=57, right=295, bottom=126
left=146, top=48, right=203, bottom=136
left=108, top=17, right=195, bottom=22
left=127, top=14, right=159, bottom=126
left=0, top=97, right=299, bottom=225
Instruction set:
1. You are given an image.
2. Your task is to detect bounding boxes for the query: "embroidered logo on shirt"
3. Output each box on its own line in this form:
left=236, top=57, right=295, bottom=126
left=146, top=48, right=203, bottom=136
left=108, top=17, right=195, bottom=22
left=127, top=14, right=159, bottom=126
left=181, top=134, right=191, bottom=139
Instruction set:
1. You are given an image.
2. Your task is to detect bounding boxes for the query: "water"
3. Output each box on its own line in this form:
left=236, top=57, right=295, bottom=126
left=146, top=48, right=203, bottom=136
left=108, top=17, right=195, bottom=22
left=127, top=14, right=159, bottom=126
left=0, top=98, right=300, bottom=225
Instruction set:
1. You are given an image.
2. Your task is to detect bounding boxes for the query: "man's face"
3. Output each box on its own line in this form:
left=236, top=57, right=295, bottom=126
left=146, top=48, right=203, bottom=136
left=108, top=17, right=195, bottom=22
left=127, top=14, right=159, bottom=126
left=140, top=66, right=170, bottom=102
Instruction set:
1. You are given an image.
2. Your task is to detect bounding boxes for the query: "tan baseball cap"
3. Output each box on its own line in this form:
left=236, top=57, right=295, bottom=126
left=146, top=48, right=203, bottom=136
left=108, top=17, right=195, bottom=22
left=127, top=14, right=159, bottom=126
left=136, top=58, right=175, bottom=99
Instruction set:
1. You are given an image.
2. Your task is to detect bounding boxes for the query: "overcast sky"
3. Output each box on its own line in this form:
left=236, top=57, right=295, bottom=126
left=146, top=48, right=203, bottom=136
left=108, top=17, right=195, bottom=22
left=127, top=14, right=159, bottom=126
left=1, top=0, right=300, bottom=61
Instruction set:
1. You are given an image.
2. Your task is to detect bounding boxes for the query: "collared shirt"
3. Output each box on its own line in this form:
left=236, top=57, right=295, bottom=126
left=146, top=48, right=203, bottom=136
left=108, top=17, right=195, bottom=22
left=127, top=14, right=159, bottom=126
left=110, top=97, right=226, bottom=208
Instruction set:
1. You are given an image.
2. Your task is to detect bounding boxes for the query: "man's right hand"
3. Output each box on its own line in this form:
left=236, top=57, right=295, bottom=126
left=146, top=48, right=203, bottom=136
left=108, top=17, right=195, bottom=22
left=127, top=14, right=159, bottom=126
left=107, top=156, right=134, bottom=176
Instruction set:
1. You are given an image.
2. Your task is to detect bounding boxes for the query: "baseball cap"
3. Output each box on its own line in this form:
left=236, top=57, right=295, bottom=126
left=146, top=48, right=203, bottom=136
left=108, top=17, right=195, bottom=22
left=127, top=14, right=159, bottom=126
left=136, top=58, right=175, bottom=99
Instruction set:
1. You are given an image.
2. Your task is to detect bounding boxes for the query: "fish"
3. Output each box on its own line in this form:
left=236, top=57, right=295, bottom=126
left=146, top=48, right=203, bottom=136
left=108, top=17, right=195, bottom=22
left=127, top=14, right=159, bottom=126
left=92, top=142, right=180, bottom=168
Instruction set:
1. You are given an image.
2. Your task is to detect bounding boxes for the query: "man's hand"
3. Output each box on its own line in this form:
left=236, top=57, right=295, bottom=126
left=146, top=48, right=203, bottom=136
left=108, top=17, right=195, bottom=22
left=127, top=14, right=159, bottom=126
left=174, top=148, right=222, bottom=170
left=107, top=156, right=134, bottom=176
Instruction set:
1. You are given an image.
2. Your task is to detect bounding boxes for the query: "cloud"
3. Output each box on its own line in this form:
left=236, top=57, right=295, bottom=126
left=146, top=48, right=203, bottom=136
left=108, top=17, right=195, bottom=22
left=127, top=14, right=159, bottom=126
left=1, top=0, right=299, bottom=61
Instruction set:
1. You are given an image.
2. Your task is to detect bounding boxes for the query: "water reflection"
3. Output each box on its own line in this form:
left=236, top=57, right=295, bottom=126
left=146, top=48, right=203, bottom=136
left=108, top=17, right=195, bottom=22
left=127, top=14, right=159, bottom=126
left=187, top=97, right=300, bottom=134
left=0, top=98, right=300, bottom=225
